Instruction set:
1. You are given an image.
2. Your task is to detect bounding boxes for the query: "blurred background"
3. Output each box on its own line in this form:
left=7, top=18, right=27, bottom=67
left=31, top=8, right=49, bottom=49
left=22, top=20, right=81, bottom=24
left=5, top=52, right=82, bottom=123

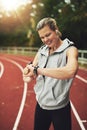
left=0, top=0, right=87, bottom=66
left=0, top=1, right=86, bottom=130
left=0, top=0, right=87, bottom=49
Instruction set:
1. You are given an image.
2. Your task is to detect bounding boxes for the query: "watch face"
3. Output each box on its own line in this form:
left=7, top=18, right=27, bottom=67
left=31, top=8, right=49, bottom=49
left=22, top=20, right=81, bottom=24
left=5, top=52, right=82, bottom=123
left=33, top=68, right=36, bottom=75
left=33, top=66, right=39, bottom=75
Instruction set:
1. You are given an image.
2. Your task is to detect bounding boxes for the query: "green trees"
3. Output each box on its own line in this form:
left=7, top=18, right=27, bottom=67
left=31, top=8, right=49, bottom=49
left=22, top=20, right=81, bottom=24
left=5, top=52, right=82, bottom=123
left=0, top=0, right=87, bottom=49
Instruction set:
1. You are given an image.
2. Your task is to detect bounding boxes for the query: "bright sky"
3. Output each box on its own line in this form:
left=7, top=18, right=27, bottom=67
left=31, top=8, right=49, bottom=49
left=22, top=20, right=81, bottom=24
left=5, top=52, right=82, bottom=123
left=0, top=0, right=32, bottom=12
left=0, top=0, right=70, bottom=18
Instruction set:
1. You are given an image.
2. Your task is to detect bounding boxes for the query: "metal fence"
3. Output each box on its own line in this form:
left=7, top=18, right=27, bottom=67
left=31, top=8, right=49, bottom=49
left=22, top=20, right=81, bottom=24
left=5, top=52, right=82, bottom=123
left=0, top=47, right=38, bottom=55
left=0, top=47, right=87, bottom=65
left=78, top=50, right=87, bottom=64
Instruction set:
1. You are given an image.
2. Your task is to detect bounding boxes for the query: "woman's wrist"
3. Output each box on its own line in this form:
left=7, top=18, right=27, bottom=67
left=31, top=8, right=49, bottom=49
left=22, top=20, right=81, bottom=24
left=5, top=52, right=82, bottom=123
left=37, top=68, right=45, bottom=76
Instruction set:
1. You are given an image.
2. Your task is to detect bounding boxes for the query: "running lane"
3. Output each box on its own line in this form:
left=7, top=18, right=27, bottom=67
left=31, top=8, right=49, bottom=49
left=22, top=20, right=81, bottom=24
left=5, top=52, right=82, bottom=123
left=0, top=55, right=26, bottom=130
left=0, top=53, right=87, bottom=130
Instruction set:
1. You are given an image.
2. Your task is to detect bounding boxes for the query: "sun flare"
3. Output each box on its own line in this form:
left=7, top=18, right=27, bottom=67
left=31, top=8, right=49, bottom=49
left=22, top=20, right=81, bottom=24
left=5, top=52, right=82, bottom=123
left=1, top=0, right=32, bottom=12
left=1, top=0, right=18, bottom=11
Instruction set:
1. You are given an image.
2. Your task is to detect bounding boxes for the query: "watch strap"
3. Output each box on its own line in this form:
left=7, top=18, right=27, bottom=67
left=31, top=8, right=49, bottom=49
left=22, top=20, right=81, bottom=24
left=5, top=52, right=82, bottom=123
left=33, top=66, right=39, bottom=75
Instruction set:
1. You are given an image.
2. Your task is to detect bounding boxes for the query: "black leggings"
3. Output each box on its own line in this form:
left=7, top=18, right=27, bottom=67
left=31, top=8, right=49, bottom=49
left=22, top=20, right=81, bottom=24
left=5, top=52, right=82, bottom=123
left=34, top=102, right=71, bottom=130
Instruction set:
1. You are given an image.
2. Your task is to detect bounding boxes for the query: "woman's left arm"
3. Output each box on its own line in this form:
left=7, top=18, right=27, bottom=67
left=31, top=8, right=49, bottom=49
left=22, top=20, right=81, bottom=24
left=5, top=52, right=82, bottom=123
left=37, top=46, right=78, bottom=79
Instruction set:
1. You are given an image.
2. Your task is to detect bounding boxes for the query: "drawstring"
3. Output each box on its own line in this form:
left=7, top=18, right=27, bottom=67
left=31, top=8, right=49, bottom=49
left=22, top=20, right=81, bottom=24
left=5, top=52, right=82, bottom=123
left=43, top=56, right=49, bottom=81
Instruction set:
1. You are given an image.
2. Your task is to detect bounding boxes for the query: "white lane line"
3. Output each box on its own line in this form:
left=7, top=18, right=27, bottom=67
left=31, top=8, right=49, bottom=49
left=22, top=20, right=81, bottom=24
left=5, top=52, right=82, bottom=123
left=13, top=82, right=28, bottom=130
left=2, top=57, right=87, bottom=130
left=71, top=101, right=86, bottom=130
left=76, top=75, right=87, bottom=84
left=82, top=120, right=87, bottom=123
left=4, top=55, right=31, bottom=63
left=0, top=57, right=28, bottom=130
left=0, top=62, right=4, bottom=78
left=71, top=74, right=87, bottom=130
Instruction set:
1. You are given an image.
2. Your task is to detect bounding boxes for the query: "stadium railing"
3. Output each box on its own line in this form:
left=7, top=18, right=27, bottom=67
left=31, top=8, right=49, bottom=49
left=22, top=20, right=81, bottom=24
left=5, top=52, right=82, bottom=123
left=0, top=47, right=87, bottom=65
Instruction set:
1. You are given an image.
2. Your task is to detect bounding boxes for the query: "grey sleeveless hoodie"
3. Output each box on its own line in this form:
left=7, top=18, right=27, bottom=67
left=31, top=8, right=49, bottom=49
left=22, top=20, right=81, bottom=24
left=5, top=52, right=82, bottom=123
left=34, top=38, right=74, bottom=110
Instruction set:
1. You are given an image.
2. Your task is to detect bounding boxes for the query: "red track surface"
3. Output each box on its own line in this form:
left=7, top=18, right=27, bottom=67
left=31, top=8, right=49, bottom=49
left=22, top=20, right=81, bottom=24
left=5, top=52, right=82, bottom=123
left=0, top=53, right=87, bottom=130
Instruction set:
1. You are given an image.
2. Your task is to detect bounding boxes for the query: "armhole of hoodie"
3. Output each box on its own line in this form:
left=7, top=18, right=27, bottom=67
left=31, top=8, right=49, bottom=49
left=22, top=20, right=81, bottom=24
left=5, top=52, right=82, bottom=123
left=65, top=45, right=75, bottom=63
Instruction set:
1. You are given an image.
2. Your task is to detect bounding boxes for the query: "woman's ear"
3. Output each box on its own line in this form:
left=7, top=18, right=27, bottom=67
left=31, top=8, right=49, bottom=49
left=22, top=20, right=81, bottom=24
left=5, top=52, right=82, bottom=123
left=55, top=30, right=62, bottom=37
left=55, top=30, right=59, bottom=35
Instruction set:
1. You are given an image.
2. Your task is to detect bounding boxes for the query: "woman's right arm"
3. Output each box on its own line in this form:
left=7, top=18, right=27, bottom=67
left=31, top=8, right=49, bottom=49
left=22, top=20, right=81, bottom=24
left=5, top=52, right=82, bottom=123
left=32, top=52, right=38, bottom=66
left=23, top=52, right=38, bottom=82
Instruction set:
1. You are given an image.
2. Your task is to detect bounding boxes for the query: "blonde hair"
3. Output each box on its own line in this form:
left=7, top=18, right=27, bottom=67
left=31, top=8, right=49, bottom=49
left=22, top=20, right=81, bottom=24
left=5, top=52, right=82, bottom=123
left=36, top=17, right=62, bottom=37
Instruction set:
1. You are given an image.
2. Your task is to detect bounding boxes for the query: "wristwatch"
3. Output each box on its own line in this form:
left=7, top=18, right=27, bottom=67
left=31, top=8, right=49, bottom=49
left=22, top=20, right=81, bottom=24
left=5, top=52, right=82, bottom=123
left=33, top=66, right=39, bottom=75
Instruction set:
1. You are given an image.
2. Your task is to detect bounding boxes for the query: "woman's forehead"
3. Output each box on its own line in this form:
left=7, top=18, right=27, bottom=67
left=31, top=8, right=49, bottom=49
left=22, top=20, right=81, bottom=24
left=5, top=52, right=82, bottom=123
left=38, top=25, right=53, bottom=36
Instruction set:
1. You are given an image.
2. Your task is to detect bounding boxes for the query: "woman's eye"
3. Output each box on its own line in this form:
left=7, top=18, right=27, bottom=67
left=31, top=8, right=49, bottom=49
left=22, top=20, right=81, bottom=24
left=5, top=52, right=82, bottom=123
left=40, top=33, right=51, bottom=40
left=46, top=33, right=51, bottom=37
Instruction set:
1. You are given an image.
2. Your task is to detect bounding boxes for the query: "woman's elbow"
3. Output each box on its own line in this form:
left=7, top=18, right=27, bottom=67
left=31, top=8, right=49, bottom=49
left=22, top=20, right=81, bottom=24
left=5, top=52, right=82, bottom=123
left=68, top=67, right=78, bottom=78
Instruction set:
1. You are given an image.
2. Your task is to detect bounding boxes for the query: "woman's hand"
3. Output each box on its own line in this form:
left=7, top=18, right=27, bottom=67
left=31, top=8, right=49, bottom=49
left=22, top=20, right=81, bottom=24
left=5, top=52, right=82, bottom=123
left=23, top=64, right=36, bottom=83
left=23, top=76, right=32, bottom=83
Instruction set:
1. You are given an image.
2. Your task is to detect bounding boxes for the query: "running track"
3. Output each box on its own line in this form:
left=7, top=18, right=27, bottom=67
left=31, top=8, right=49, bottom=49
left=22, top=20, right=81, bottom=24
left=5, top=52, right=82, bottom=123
left=0, top=53, right=87, bottom=130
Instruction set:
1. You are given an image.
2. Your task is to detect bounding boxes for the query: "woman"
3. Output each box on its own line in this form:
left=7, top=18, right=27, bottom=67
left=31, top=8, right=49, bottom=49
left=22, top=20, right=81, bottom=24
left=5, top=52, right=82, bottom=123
left=23, top=17, right=78, bottom=130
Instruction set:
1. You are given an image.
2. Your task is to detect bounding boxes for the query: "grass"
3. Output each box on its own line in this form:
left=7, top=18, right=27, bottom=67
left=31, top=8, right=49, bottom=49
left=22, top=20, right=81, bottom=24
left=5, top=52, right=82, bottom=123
left=79, top=63, right=87, bottom=70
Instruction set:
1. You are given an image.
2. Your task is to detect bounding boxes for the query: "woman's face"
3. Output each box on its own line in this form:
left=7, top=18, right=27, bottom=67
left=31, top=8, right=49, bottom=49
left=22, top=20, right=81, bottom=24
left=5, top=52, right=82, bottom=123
left=38, top=25, right=59, bottom=48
